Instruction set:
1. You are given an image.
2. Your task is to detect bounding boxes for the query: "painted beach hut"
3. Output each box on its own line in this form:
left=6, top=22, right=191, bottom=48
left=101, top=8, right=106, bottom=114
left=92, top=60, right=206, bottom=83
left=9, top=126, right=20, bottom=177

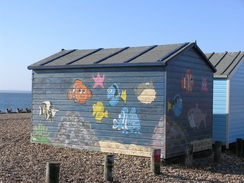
left=28, top=42, right=216, bottom=159
left=205, top=51, right=244, bottom=148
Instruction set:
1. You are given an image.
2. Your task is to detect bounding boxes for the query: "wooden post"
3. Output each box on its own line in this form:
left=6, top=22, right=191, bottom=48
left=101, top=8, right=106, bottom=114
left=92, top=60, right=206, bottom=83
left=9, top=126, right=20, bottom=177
left=151, top=149, right=161, bottom=174
left=242, top=140, right=244, bottom=158
left=236, top=138, right=243, bottom=157
left=104, top=155, right=114, bottom=182
left=45, top=162, right=60, bottom=183
left=185, top=144, right=193, bottom=167
left=214, top=141, right=222, bottom=163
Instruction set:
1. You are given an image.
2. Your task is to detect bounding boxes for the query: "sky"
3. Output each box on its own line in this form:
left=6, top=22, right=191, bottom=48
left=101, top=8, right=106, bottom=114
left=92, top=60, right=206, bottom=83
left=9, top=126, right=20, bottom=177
left=0, top=0, right=244, bottom=91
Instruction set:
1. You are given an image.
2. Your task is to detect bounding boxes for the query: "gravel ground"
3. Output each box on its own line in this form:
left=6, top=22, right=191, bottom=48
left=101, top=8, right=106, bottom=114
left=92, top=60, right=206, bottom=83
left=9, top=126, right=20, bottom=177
left=0, top=113, right=243, bottom=183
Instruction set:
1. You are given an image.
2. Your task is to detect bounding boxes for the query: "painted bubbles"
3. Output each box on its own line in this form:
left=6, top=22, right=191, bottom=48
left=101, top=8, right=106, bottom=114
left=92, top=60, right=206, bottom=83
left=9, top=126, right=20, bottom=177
left=134, top=82, right=156, bottom=104
left=113, top=107, right=140, bottom=134
left=67, top=80, right=92, bottom=104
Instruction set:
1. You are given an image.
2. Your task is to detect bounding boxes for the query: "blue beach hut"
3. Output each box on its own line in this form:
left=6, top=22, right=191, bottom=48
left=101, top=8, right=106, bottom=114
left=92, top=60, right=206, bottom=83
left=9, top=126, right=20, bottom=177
left=206, top=52, right=244, bottom=148
left=28, top=42, right=216, bottom=159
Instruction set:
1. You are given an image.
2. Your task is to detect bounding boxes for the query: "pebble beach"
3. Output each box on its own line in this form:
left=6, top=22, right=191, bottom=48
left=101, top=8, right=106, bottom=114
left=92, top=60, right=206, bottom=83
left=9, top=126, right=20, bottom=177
left=0, top=113, right=243, bottom=182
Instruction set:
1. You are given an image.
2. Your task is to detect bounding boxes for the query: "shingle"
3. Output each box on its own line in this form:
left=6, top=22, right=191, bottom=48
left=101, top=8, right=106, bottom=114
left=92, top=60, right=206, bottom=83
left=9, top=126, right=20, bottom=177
left=129, top=44, right=184, bottom=63
left=70, top=48, right=121, bottom=65
left=45, top=49, right=98, bottom=66
left=206, top=52, right=244, bottom=76
left=28, top=50, right=71, bottom=67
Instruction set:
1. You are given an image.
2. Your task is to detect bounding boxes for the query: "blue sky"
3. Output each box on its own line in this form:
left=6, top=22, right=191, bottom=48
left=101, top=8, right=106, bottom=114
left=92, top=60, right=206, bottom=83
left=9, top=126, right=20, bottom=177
left=0, top=0, right=243, bottom=91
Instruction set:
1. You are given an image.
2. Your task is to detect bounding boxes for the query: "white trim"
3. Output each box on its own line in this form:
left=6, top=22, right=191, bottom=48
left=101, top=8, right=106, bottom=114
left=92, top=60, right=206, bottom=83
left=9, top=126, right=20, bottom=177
left=226, top=78, right=230, bottom=148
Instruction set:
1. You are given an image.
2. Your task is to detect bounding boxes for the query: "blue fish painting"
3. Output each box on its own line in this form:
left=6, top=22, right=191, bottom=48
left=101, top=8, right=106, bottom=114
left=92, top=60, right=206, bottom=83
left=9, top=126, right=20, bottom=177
left=107, top=83, right=126, bottom=106
left=167, top=94, right=183, bottom=116
left=113, top=107, right=140, bottom=134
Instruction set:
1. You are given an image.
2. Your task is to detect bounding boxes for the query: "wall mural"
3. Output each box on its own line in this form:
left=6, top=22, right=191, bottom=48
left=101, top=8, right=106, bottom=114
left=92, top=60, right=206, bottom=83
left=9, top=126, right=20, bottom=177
left=107, top=83, right=127, bottom=106
left=167, top=94, right=183, bottom=116
left=54, top=111, right=100, bottom=150
left=31, top=123, right=52, bottom=144
left=113, top=107, right=140, bottom=134
left=181, top=69, right=194, bottom=94
left=93, top=73, right=105, bottom=88
left=93, top=102, right=108, bottom=123
left=32, top=65, right=212, bottom=158
left=134, top=82, right=156, bottom=104
left=187, top=103, right=207, bottom=129
left=67, top=80, right=92, bottom=104
left=166, top=116, right=188, bottom=155
left=151, top=116, right=165, bottom=150
left=39, top=101, right=59, bottom=122
left=201, top=77, right=208, bottom=92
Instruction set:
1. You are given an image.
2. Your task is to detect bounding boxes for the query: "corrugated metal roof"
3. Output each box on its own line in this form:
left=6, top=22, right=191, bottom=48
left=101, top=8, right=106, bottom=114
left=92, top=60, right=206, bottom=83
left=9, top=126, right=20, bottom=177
left=206, top=51, right=244, bottom=78
left=28, top=42, right=215, bottom=71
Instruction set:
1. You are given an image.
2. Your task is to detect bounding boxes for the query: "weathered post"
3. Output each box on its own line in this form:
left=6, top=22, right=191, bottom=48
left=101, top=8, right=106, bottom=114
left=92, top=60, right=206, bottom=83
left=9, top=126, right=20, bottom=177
left=236, top=138, right=243, bottom=157
left=242, top=140, right=244, bottom=158
left=185, top=144, right=193, bottom=167
left=151, top=149, right=161, bottom=174
left=45, top=162, right=60, bottom=183
left=214, top=141, right=222, bottom=163
left=104, top=154, right=114, bottom=182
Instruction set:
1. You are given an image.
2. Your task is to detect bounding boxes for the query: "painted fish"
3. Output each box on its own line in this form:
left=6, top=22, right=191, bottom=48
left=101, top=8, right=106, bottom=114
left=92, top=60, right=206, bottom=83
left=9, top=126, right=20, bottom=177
left=113, top=107, right=140, bottom=134
left=39, top=101, right=59, bottom=122
left=167, top=94, right=183, bottom=116
left=187, top=104, right=207, bottom=129
left=93, top=102, right=108, bottom=123
left=67, top=80, right=92, bottom=104
left=181, top=69, right=194, bottom=94
left=107, top=83, right=126, bottom=106
left=201, top=77, right=208, bottom=92
left=134, top=82, right=156, bottom=104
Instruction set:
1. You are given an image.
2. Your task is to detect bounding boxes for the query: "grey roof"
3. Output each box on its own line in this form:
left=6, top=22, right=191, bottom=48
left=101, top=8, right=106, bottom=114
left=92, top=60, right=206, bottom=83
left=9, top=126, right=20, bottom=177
left=205, top=51, right=244, bottom=78
left=28, top=42, right=215, bottom=71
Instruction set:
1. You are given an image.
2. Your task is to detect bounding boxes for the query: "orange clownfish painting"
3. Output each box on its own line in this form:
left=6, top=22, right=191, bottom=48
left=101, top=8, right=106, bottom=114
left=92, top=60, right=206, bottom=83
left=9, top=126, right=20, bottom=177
left=181, top=69, right=194, bottom=94
left=67, top=80, right=92, bottom=104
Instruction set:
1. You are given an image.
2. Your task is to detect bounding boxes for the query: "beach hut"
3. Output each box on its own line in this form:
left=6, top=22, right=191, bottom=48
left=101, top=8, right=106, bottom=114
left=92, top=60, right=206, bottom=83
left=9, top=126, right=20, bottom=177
left=28, top=42, right=216, bottom=159
left=205, top=51, right=244, bottom=148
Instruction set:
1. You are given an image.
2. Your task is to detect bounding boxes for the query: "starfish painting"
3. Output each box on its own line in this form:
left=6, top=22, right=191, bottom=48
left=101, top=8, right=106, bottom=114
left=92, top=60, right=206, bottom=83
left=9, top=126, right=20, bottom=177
left=93, top=73, right=105, bottom=88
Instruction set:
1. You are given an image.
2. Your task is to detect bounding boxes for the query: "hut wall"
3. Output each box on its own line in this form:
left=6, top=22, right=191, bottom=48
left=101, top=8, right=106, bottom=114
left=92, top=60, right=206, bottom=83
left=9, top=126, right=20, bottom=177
left=31, top=67, right=167, bottom=157
left=212, top=78, right=228, bottom=145
left=165, top=47, right=213, bottom=158
left=229, top=59, right=244, bottom=143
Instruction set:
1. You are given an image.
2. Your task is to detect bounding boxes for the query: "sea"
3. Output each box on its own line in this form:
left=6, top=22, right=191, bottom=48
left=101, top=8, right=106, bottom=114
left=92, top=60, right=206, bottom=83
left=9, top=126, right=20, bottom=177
left=0, top=92, right=32, bottom=113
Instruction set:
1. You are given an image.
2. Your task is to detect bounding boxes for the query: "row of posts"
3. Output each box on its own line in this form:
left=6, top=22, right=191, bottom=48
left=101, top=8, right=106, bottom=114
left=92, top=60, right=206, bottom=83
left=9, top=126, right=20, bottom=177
left=0, top=108, right=32, bottom=113
left=45, top=139, right=244, bottom=183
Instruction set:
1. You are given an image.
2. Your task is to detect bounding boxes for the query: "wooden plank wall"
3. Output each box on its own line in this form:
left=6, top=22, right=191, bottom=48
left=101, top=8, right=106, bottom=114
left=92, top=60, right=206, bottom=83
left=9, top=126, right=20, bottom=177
left=165, top=47, right=213, bottom=158
left=31, top=67, right=166, bottom=157
left=229, top=59, right=244, bottom=143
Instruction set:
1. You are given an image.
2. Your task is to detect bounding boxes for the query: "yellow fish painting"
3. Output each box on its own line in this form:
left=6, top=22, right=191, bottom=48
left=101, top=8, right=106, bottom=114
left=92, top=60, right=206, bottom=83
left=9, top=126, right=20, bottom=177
left=93, top=102, right=108, bottom=123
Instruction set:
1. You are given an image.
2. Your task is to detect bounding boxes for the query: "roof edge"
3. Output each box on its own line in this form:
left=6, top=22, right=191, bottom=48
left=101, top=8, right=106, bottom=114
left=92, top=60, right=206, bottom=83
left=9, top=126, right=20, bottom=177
left=214, top=75, right=228, bottom=78
left=193, top=43, right=217, bottom=73
left=27, top=62, right=166, bottom=70
left=159, top=42, right=191, bottom=62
